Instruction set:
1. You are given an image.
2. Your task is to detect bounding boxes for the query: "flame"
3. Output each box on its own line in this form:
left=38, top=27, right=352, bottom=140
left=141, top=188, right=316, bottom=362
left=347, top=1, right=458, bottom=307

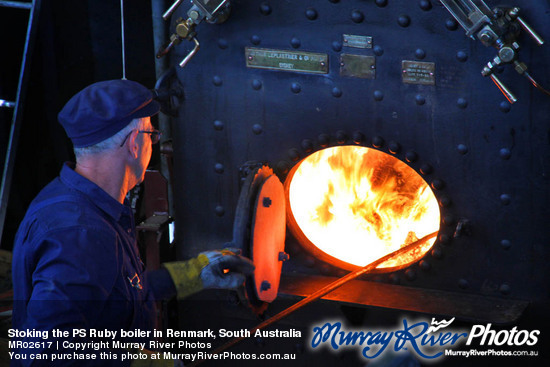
left=287, top=146, right=440, bottom=269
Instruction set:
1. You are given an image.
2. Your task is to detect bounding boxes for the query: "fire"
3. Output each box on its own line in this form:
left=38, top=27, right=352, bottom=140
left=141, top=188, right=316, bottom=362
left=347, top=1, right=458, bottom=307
left=286, top=146, right=440, bottom=270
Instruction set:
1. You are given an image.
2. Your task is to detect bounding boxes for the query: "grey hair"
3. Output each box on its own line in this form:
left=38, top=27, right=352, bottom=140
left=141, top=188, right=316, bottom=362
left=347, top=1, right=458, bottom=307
left=73, top=118, right=147, bottom=160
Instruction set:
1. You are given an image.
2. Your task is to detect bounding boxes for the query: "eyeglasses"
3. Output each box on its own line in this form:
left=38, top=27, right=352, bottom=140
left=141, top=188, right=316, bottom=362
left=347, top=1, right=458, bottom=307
left=119, top=129, right=162, bottom=147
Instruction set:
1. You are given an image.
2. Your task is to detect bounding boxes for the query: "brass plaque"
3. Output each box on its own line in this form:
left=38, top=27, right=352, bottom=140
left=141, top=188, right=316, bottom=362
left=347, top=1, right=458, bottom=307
left=340, top=54, right=375, bottom=79
left=402, top=60, right=436, bottom=85
left=343, top=34, right=373, bottom=49
left=245, top=47, right=328, bottom=74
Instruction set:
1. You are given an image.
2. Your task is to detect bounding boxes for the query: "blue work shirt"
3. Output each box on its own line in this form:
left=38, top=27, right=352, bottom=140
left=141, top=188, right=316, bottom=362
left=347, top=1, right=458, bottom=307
left=11, top=163, right=157, bottom=366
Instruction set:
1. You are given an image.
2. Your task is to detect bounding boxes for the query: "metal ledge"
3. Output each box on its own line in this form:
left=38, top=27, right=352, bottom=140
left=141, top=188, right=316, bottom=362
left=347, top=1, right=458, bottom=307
left=279, top=274, right=528, bottom=324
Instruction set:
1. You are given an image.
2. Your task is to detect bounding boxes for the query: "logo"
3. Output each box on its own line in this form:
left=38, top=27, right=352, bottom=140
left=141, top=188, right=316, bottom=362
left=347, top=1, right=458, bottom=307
left=310, top=318, right=540, bottom=362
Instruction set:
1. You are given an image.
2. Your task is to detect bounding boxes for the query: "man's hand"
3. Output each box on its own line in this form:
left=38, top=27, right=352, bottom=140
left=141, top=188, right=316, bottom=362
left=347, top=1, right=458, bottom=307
left=163, top=248, right=254, bottom=299
left=200, top=248, right=255, bottom=289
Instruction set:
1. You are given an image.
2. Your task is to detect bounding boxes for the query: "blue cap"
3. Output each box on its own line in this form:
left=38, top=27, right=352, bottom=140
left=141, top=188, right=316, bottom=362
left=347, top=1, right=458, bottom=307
left=58, top=79, right=160, bottom=148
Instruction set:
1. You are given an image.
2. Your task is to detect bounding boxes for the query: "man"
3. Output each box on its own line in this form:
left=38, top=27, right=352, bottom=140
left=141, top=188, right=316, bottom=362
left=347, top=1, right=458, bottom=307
left=11, top=79, right=254, bottom=366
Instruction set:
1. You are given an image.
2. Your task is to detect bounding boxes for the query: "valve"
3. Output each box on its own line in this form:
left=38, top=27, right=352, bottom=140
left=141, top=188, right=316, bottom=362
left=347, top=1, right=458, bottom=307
left=157, top=0, right=231, bottom=68
left=441, top=0, right=547, bottom=103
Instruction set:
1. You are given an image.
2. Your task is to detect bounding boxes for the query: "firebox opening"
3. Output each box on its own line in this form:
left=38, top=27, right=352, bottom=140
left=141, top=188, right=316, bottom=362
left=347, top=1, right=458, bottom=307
left=285, top=145, right=440, bottom=272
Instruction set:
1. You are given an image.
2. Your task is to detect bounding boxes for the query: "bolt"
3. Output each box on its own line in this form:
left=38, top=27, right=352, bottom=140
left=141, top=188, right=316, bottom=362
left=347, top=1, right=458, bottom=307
left=189, top=10, right=200, bottom=21
left=262, top=197, right=272, bottom=207
left=498, top=47, right=515, bottom=63
left=260, top=280, right=271, bottom=291
left=278, top=252, right=290, bottom=262
left=479, top=31, right=493, bottom=44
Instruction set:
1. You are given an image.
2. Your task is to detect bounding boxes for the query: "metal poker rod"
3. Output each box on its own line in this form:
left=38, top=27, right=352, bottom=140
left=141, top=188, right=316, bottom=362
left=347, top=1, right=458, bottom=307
left=189, top=230, right=439, bottom=366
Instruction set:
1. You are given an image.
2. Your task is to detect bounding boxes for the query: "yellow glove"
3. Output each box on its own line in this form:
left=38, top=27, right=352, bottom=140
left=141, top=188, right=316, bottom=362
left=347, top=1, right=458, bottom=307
left=163, top=249, right=255, bottom=299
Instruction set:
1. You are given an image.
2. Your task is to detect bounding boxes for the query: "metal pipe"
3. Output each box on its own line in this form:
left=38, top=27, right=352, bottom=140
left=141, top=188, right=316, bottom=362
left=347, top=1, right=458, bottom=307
left=490, top=74, right=517, bottom=104
left=178, top=37, right=200, bottom=68
left=190, top=231, right=439, bottom=366
left=151, top=0, right=176, bottom=220
left=162, top=0, right=185, bottom=20
left=0, top=0, right=42, bottom=243
left=0, top=1, right=32, bottom=9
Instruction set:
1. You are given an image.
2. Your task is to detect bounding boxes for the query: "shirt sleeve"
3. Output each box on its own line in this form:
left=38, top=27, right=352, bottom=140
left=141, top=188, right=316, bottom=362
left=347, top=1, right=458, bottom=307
left=12, top=226, right=126, bottom=366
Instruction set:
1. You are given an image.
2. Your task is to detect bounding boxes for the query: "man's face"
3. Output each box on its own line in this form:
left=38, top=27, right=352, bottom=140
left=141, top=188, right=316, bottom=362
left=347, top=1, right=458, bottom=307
left=134, top=117, right=154, bottom=184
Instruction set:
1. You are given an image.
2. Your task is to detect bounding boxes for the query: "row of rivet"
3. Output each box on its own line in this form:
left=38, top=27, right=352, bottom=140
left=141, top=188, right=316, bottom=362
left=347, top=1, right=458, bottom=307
left=211, top=74, right=512, bottom=113
left=258, top=1, right=440, bottom=21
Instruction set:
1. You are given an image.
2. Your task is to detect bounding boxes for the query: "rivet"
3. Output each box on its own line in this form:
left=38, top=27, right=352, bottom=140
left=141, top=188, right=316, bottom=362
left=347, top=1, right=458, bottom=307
left=260, top=280, right=271, bottom=291
left=372, top=136, right=384, bottom=148
left=419, top=260, right=431, bottom=271
left=290, top=37, right=301, bottom=48
left=303, top=255, right=316, bottom=268
left=499, top=148, right=511, bottom=160
left=332, top=87, right=343, bottom=98
left=373, top=90, right=384, bottom=101
left=375, top=0, right=388, bottom=8
left=288, top=148, right=301, bottom=162
left=431, top=247, right=442, bottom=259
left=262, top=197, right=272, bottom=207
left=250, top=35, right=261, bottom=45
left=332, top=41, right=342, bottom=52
left=389, top=274, right=400, bottom=284
left=457, top=144, right=468, bottom=155
left=248, top=55, right=254, bottom=61
left=290, top=82, right=302, bottom=94
left=251, top=79, right=262, bottom=90
left=213, top=120, right=224, bottom=131
left=388, top=141, right=400, bottom=154
left=445, top=18, right=458, bottom=31
left=259, top=3, right=272, bottom=15
left=438, top=233, right=451, bottom=245
left=215, top=205, right=225, bottom=217
left=499, top=284, right=511, bottom=295
left=278, top=252, right=290, bottom=261
left=405, top=150, right=418, bottom=162
left=373, top=45, right=384, bottom=56
left=499, top=101, right=511, bottom=113
left=301, top=139, right=314, bottom=153
left=419, top=0, right=432, bottom=11
left=458, top=279, right=469, bottom=289
left=212, top=75, right=223, bottom=86
left=415, top=94, right=426, bottom=106
left=217, top=38, right=228, bottom=49
left=420, top=163, right=433, bottom=175
left=500, top=194, right=511, bottom=205
left=336, top=131, right=347, bottom=144
left=318, top=133, right=331, bottom=147
left=276, top=161, right=290, bottom=175
left=500, top=239, right=511, bottom=250
left=320, top=264, right=332, bottom=275
left=305, top=7, right=318, bottom=20
left=456, top=50, right=468, bottom=62
left=415, top=48, right=426, bottom=60
left=351, top=10, right=364, bottom=23
left=398, top=15, right=411, bottom=27
left=431, top=179, right=445, bottom=190
left=443, top=215, right=455, bottom=226
left=214, top=163, right=224, bottom=174
left=252, top=124, right=263, bottom=135
left=457, top=98, right=468, bottom=109
left=405, top=269, right=417, bottom=281
left=439, top=196, right=452, bottom=207
left=352, top=131, right=364, bottom=145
